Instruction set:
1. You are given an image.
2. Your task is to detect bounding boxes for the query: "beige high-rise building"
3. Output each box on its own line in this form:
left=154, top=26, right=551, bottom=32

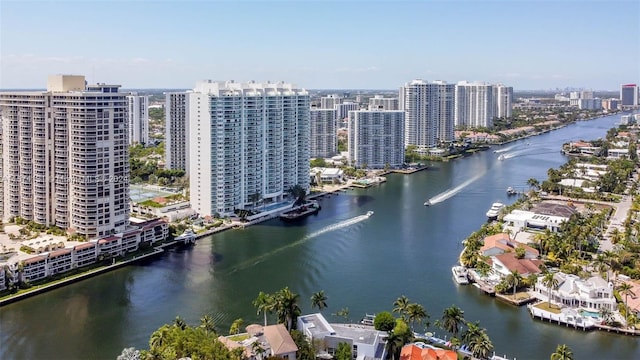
left=0, top=75, right=130, bottom=239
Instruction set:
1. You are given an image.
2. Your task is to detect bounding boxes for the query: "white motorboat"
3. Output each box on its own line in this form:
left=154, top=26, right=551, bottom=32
left=485, top=202, right=505, bottom=219
left=506, top=187, right=518, bottom=195
left=175, top=229, right=196, bottom=244
left=452, top=266, right=469, bottom=285
left=424, top=200, right=431, bottom=206
left=498, top=154, right=505, bottom=161
left=366, top=211, right=374, bottom=217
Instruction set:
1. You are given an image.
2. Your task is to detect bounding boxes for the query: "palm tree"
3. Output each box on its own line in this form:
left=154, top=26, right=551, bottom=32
left=461, top=321, right=483, bottom=346
left=173, top=316, right=187, bottom=330
left=527, top=177, right=540, bottom=191
left=599, top=307, right=613, bottom=325
left=274, top=287, right=301, bottom=331
left=469, top=330, right=493, bottom=359
left=550, top=344, right=574, bottom=360
left=617, top=282, right=636, bottom=327
left=384, top=332, right=405, bottom=360
left=252, top=341, right=266, bottom=360
left=199, top=314, right=216, bottom=334
left=392, top=295, right=410, bottom=321
left=406, top=303, right=428, bottom=331
left=542, top=272, right=559, bottom=308
left=229, top=318, right=244, bottom=335
left=507, top=270, right=523, bottom=297
left=253, top=291, right=274, bottom=326
left=311, top=290, right=328, bottom=311
left=441, top=305, right=465, bottom=338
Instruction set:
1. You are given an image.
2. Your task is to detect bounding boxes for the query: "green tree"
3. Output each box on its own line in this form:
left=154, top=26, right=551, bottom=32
left=406, top=302, right=428, bottom=331
left=229, top=318, right=244, bottom=335
left=542, top=272, right=559, bottom=308
left=290, top=329, right=317, bottom=360
left=374, top=311, right=396, bottom=332
left=334, top=307, right=350, bottom=323
left=311, top=290, right=328, bottom=311
left=335, top=342, right=352, bottom=360
left=253, top=291, right=274, bottom=326
left=617, top=282, right=636, bottom=327
left=507, top=270, right=523, bottom=297
left=289, top=185, right=307, bottom=206
left=527, top=177, right=540, bottom=191
left=199, top=314, right=216, bottom=334
left=274, top=287, right=301, bottom=331
left=550, top=344, right=574, bottom=360
left=392, top=295, right=410, bottom=321
left=441, top=305, right=465, bottom=338
left=385, top=319, right=412, bottom=360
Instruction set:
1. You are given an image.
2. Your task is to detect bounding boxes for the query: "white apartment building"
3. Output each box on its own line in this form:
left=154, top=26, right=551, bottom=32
left=320, top=94, right=343, bottom=109
left=165, top=92, right=189, bottom=173
left=0, top=75, right=130, bottom=239
left=348, top=110, right=405, bottom=168
left=335, top=101, right=359, bottom=121
left=494, top=84, right=513, bottom=119
left=188, top=80, right=310, bottom=217
left=578, top=98, right=602, bottom=110
left=310, top=108, right=337, bottom=158
left=401, top=79, right=455, bottom=148
left=127, top=93, right=149, bottom=145
left=369, top=95, right=399, bottom=110
left=454, top=81, right=495, bottom=128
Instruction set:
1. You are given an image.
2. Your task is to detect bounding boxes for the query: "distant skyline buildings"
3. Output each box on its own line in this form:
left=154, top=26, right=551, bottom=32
left=620, top=84, right=639, bottom=107
left=1, top=2, right=637, bottom=90
left=310, top=108, right=337, bottom=159
left=126, top=93, right=149, bottom=145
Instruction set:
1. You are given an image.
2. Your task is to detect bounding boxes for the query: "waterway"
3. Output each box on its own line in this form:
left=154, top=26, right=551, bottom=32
left=2, top=114, right=639, bottom=360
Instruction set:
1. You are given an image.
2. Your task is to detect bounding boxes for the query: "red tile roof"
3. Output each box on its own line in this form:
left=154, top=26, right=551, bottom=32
left=49, top=248, right=72, bottom=258
left=400, top=344, right=457, bottom=360
left=74, top=243, right=96, bottom=251
left=481, top=233, right=539, bottom=257
left=494, top=253, right=543, bottom=275
left=24, top=255, right=46, bottom=265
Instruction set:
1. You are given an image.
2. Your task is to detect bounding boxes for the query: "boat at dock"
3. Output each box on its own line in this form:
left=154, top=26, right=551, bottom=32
left=486, top=202, right=505, bottom=219
left=279, top=200, right=321, bottom=222
left=174, top=229, right=196, bottom=244
left=361, top=313, right=376, bottom=326
left=452, top=266, right=469, bottom=285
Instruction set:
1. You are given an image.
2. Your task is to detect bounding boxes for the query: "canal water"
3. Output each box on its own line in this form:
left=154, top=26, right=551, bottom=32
left=2, top=114, right=638, bottom=360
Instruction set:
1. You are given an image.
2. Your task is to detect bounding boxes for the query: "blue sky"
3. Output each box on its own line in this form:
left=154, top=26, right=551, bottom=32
left=1, top=0, right=639, bottom=90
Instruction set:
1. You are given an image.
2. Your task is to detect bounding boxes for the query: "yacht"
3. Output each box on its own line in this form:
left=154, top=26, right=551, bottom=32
left=175, top=229, right=196, bottom=244
left=486, top=202, right=505, bottom=219
left=452, top=266, right=469, bottom=285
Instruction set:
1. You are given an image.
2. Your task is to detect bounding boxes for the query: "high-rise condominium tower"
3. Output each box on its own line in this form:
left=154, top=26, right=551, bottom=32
left=188, top=80, right=310, bottom=217
left=0, top=75, right=130, bottom=239
left=127, top=93, right=149, bottom=145
left=310, top=108, right=337, bottom=158
left=494, top=84, right=513, bottom=119
left=165, top=92, right=189, bottom=173
left=401, top=80, right=455, bottom=148
left=369, top=95, right=399, bottom=110
left=348, top=110, right=405, bottom=168
left=454, top=82, right=495, bottom=128
left=620, top=84, right=638, bottom=107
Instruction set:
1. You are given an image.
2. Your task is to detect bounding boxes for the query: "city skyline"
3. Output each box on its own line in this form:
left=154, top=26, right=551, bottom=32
left=1, top=0, right=639, bottom=90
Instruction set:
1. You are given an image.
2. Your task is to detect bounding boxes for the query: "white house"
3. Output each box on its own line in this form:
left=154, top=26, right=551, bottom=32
left=534, top=272, right=616, bottom=312
left=297, top=313, right=387, bottom=359
left=503, top=209, right=568, bottom=232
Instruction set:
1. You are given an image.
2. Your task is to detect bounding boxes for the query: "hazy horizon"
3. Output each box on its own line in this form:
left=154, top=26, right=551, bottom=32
left=1, top=1, right=638, bottom=90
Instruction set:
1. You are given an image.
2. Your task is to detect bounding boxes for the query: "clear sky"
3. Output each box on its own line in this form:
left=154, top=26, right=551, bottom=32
left=1, top=0, right=639, bottom=90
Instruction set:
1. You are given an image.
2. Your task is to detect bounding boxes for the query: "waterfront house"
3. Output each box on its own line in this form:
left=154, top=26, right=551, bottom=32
left=489, top=253, right=543, bottom=278
left=297, top=313, right=387, bottom=359
left=503, top=209, right=568, bottom=233
left=619, top=280, right=640, bottom=315
left=607, top=148, right=630, bottom=160
left=400, top=342, right=457, bottom=360
left=263, top=324, right=298, bottom=360
left=480, top=233, right=539, bottom=259
left=533, top=272, right=616, bottom=312
left=218, top=324, right=297, bottom=360
left=46, top=248, right=73, bottom=276
left=565, top=141, right=601, bottom=156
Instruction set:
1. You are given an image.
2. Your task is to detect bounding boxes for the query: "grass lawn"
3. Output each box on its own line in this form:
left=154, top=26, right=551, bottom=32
left=502, top=291, right=532, bottom=301
left=228, top=334, right=250, bottom=342
left=534, top=302, right=562, bottom=314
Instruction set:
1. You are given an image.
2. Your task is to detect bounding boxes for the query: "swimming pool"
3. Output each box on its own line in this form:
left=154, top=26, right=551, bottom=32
left=579, top=309, right=600, bottom=318
left=261, top=201, right=293, bottom=212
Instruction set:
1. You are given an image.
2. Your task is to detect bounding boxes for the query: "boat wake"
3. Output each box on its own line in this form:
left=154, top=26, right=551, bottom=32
left=224, top=213, right=371, bottom=274
left=427, top=172, right=485, bottom=205
left=494, top=145, right=516, bottom=153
